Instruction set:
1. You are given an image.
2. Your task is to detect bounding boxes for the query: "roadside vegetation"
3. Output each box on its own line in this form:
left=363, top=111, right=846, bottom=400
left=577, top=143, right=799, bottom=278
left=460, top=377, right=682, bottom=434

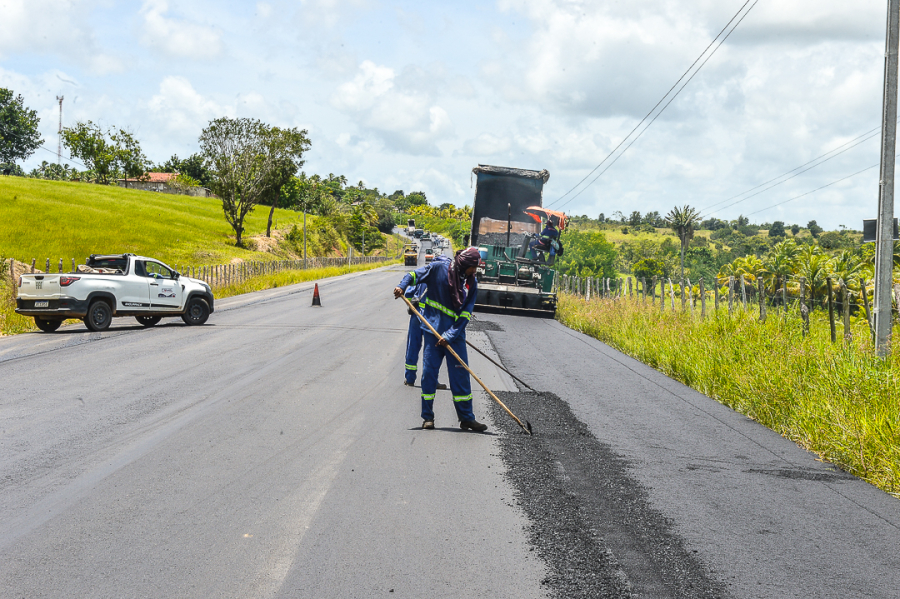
left=557, top=293, right=900, bottom=498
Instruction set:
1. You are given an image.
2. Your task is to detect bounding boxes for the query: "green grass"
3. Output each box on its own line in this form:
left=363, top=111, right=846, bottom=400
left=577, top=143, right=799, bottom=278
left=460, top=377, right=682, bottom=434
left=0, top=176, right=303, bottom=265
left=557, top=294, right=900, bottom=498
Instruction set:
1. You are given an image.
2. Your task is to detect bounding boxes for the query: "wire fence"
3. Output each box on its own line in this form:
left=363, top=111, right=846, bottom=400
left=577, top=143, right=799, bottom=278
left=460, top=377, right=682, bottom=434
left=559, top=273, right=900, bottom=342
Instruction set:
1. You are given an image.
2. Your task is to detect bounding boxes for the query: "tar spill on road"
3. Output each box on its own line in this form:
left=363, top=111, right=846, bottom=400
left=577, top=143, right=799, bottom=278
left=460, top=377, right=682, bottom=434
left=489, top=391, right=728, bottom=599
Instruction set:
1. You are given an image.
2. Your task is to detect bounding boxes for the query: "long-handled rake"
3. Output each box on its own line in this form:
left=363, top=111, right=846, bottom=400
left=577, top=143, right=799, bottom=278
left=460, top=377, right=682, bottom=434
left=401, top=295, right=532, bottom=435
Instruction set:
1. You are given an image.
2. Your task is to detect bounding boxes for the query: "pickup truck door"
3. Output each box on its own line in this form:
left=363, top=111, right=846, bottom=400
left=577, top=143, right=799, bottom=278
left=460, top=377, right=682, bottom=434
left=145, top=261, right=183, bottom=310
left=118, top=260, right=151, bottom=311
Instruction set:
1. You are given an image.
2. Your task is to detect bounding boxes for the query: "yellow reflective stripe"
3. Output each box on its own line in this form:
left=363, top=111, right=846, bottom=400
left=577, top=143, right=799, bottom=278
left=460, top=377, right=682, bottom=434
left=409, top=272, right=417, bottom=285
left=424, top=297, right=458, bottom=319
left=460, top=311, right=472, bottom=320
left=405, top=364, right=417, bottom=370
left=421, top=394, right=435, bottom=400
left=453, top=394, right=473, bottom=402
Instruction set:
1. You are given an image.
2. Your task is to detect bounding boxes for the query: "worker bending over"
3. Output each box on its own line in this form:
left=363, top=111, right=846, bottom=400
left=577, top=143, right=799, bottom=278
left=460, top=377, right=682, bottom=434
left=402, top=256, right=449, bottom=389
left=394, top=247, right=487, bottom=432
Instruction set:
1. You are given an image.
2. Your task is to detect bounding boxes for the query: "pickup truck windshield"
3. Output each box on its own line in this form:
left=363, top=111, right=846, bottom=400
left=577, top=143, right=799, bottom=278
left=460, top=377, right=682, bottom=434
left=144, top=261, right=174, bottom=279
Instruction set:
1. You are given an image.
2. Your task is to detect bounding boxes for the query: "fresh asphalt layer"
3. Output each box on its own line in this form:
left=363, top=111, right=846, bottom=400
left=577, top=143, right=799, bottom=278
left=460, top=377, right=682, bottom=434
left=0, top=263, right=544, bottom=598
left=2, top=264, right=898, bottom=598
left=476, top=312, right=900, bottom=599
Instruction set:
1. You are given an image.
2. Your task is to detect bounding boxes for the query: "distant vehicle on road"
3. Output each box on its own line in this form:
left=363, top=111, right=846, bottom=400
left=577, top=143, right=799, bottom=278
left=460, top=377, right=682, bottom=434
left=424, top=248, right=434, bottom=263
left=403, top=244, right=419, bottom=266
left=16, top=253, right=215, bottom=332
left=413, top=228, right=424, bottom=238
left=421, top=232, right=431, bottom=241
left=407, top=219, right=416, bottom=235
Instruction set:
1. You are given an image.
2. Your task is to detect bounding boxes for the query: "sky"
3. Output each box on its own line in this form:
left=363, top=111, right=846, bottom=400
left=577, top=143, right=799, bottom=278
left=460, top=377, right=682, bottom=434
left=0, top=0, right=893, bottom=230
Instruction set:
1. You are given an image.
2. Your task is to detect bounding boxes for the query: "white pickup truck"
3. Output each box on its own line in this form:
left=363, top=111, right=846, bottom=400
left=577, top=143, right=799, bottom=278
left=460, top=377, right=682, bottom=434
left=16, top=253, right=215, bottom=332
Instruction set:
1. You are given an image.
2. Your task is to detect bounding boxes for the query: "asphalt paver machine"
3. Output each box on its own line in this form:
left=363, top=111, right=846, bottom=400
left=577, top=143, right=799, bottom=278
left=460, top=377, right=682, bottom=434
left=469, top=165, right=567, bottom=318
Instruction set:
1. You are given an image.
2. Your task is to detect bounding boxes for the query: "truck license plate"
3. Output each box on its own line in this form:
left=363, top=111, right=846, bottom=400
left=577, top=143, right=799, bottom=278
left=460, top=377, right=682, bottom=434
left=34, top=301, right=49, bottom=308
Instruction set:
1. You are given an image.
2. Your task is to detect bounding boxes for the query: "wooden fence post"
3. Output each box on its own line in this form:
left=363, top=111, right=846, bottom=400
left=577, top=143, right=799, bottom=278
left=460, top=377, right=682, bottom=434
left=680, top=278, right=686, bottom=311
left=71, top=258, right=76, bottom=273
left=45, top=259, right=50, bottom=273
left=652, top=276, right=657, bottom=305
left=686, top=278, right=693, bottom=315
left=713, top=277, right=719, bottom=314
left=800, top=277, right=809, bottom=336
left=728, top=276, right=734, bottom=316
left=758, top=278, right=766, bottom=323
left=9, top=258, right=14, bottom=283
left=668, top=279, right=675, bottom=310
left=30, top=259, right=35, bottom=273
left=861, top=279, right=874, bottom=337
left=586, top=277, right=591, bottom=301
left=628, top=276, right=632, bottom=298
left=740, top=275, right=747, bottom=309
left=700, top=278, right=706, bottom=318
left=841, top=281, right=852, bottom=342
left=826, top=277, right=836, bottom=342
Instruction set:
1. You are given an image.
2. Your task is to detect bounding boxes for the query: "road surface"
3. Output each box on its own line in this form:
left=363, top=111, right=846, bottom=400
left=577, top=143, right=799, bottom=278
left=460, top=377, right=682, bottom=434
left=1, top=265, right=898, bottom=598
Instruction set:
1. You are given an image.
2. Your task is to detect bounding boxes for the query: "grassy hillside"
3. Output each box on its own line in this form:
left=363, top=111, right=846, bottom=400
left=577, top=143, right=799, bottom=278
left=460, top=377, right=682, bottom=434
left=0, top=176, right=307, bottom=265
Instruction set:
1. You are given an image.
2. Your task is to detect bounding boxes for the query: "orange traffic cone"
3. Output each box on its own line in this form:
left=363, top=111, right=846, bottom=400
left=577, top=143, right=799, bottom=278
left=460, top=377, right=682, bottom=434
left=312, top=283, right=322, bottom=306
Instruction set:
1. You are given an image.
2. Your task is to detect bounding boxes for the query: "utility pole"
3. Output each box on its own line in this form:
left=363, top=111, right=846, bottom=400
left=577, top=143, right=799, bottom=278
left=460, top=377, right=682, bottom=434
left=55, top=96, right=64, bottom=164
left=874, top=0, right=900, bottom=357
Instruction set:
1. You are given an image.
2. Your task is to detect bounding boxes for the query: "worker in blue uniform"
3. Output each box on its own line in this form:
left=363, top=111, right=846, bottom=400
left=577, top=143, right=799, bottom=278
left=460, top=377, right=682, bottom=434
left=394, top=247, right=486, bottom=432
left=402, top=256, right=449, bottom=388
left=529, top=218, right=560, bottom=261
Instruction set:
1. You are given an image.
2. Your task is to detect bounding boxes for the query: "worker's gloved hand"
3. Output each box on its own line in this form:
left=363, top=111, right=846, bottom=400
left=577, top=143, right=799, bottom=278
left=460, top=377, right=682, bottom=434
left=436, top=337, right=449, bottom=348
left=393, top=287, right=405, bottom=299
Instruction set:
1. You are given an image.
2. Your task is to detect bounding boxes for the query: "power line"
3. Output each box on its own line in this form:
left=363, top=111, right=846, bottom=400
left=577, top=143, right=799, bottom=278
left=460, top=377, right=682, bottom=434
left=699, top=128, right=882, bottom=217
left=743, top=163, right=878, bottom=217
left=36, top=145, right=88, bottom=170
left=548, top=0, right=759, bottom=210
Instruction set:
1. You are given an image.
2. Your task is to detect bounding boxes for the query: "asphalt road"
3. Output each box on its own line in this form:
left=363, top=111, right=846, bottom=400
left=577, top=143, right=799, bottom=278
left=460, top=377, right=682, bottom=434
left=0, top=265, right=544, bottom=598
left=478, top=312, right=900, bottom=598
left=2, top=266, right=898, bottom=598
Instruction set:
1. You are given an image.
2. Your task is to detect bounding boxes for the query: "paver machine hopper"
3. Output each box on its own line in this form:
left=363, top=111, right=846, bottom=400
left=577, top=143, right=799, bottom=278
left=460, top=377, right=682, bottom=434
left=469, top=165, right=566, bottom=318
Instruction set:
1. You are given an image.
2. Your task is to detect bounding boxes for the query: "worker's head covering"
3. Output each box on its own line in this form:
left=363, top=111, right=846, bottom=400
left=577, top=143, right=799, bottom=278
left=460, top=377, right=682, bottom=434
left=448, top=247, right=480, bottom=310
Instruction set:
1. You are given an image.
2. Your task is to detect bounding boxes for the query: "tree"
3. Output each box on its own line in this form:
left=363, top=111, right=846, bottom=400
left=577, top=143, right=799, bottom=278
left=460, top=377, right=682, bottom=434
left=665, top=205, right=701, bottom=282
left=790, top=223, right=800, bottom=236
left=807, top=220, right=823, bottom=238
left=200, top=117, right=310, bottom=246
left=628, top=211, right=642, bottom=226
left=768, top=221, right=786, bottom=238
left=157, top=153, right=212, bottom=186
left=62, top=121, right=149, bottom=184
left=0, top=88, right=42, bottom=165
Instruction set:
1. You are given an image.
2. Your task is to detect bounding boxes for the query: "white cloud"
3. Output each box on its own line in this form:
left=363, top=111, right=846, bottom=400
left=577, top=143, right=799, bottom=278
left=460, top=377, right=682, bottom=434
left=146, top=76, right=230, bottom=137
left=139, top=0, right=223, bottom=60
left=0, top=0, right=124, bottom=74
left=331, top=60, right=454, bottom=155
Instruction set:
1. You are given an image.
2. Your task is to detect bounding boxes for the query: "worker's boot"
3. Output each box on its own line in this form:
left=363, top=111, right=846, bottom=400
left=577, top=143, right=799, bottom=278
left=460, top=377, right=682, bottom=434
left=459, top=419, right=488, bottom=432
left=422, top=420, right=435, bottom=430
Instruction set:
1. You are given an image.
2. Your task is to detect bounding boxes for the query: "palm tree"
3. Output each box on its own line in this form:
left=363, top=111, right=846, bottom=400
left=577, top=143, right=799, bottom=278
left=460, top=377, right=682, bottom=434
left=763, top=239, right=800, bottom=295
left=665, top=205, right=702, bottom=282
left=796, top=245, right=833, bottom=308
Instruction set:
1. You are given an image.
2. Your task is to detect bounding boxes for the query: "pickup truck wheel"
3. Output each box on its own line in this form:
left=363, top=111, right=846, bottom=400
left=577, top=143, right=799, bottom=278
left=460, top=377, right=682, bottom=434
left=181, top=298, right=210, bottom=326
left=34, top=317, right=62, bottom=332
left=84, top=300, right=112, bottom=332
left=135, top=315, right=162, bottom=327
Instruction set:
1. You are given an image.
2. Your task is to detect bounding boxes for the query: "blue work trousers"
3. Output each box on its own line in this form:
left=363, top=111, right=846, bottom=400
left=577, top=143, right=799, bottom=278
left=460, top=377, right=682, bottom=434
left=420, top=332, right=475, bottom=422
left=404, top=312, right=424, bottom=384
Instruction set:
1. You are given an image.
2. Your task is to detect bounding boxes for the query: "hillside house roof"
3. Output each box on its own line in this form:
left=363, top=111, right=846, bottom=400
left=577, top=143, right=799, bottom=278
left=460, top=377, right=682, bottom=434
left=121, top=172, right=178, bottom=183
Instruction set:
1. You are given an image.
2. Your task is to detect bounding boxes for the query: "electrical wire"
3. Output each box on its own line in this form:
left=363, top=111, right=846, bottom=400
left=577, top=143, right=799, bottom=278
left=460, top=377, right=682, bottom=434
left=743, top=163, right=878, bottom=217
left=699, top=128, right=882, bottom=217
left=547, top=0, right=759, bottom=210
left=36, top=145, right=88, bottom=170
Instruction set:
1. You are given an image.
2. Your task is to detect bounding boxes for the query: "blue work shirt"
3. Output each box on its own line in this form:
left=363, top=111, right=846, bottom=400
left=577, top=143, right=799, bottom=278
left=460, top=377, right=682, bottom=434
left=398, top=258, right=477, bottom=344
left=540, top=225, right=559, bottom=243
